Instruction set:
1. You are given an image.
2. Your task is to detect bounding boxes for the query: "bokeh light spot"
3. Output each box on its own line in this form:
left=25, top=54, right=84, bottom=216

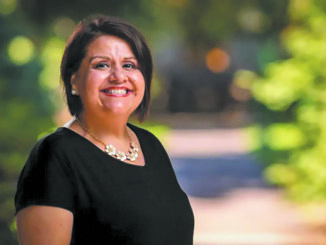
left=233, top=69, right=256, bottom=89
left=238, top=8, right=270, bottom=33
left=54, top=17, right=76, bottom=39
left=8, top=36, right=35, bottom=65
left=265, top=123, right=306, bottom=150
left=288, top=0, right=312, bottom=20
left=229, top=83, right=252, bottom=102
left=39, top=37, right=66, bottom=91
left=0, top=0, right=17, bottom=15
left=205, top=48, right=230, bottom=73
left=265, top=163, right=297, bottom=186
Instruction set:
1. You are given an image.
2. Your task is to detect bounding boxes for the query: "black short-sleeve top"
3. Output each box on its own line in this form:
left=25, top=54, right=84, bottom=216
left=15, top=124, right=194, bottom=245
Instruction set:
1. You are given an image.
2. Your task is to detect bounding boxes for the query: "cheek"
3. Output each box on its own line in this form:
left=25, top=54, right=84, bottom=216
left=83, top=73, right=104, bottom=91
left=134, top=73, right=146, bottom=93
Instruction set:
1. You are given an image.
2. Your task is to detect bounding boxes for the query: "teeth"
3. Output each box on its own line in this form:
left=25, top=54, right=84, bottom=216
left=105, top=89, right=128, bottom=95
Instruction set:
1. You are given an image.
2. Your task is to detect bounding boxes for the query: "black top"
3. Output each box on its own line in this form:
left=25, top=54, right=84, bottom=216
left=15, top=124, right=194, bottom=245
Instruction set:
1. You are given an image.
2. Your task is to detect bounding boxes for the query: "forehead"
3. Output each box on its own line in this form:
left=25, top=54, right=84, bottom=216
left=85, top=35, right=134, bottom=56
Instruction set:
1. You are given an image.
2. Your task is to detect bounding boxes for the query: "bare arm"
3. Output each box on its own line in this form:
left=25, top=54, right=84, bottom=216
left=16, top=206, right=73, bottom=245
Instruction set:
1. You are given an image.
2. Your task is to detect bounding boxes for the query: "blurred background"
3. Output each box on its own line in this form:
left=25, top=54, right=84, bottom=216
left=1, top=0, right=326, bottom=244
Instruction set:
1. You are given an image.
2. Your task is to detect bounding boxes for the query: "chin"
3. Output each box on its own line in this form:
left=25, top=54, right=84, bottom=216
left=101, top=107, right=133, bottom=117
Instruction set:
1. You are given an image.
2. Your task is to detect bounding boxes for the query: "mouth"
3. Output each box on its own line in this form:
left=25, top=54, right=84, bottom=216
left=100, top=87, right=132, bottom=97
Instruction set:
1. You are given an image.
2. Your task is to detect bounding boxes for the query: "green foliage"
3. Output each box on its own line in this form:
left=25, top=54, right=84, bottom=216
left=245, top=0, right=326, bottom=201
left=0, top=15, right=55, bottom=244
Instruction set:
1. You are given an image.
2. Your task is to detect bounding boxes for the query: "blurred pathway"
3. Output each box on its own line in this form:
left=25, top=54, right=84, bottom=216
left=165, top=129, right=326, bottom=245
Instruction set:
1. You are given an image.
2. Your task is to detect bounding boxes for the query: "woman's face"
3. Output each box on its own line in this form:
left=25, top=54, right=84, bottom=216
left=72, top=35, right=145, bottom=119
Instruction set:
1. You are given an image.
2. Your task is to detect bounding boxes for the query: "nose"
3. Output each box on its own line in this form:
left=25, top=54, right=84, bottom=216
left=109, top=66, right=127, bottom=84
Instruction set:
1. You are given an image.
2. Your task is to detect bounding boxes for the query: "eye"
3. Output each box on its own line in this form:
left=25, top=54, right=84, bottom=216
left=123, top=62, right=137, bottom=69
left=94, top=62, right=109, bottom=69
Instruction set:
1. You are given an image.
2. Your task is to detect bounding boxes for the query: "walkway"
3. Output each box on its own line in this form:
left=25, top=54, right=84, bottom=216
left=165, top=128, right=326, bottom=245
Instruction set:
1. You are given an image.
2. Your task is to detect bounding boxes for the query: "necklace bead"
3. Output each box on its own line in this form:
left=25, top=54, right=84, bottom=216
left=75, top=117, right=139, bottom=162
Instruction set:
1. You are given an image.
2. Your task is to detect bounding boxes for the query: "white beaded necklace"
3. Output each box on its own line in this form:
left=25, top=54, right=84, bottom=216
left=75, top=117, right=139, bottom=162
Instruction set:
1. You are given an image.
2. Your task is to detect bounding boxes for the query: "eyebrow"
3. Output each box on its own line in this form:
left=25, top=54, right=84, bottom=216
left=89, top=55, right=137, bottom=62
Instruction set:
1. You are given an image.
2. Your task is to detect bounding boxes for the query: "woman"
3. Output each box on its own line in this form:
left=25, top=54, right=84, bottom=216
left=15, top=16, right=194, bottom=245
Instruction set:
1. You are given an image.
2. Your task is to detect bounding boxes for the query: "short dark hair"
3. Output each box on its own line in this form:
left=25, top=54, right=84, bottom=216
left=60, top=15, right=153, bottom=121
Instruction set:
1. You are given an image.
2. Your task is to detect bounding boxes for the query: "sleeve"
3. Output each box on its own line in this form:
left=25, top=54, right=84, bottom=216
left=15, top=137, right=75, bottom=215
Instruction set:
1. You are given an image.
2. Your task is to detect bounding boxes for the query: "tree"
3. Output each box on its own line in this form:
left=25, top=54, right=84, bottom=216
left=242, top=0, right=326, bottom=201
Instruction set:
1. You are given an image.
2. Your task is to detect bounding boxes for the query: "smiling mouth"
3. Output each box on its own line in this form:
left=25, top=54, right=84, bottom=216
left=101, top=88, right=132, bottom=97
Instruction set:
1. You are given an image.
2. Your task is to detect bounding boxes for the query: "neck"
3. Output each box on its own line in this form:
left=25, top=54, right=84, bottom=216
left=77, top=111, right=130, bottom=142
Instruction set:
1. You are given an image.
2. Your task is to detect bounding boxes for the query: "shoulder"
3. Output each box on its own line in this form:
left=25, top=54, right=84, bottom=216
left=16, top=128, right=77, bottom=215
left=39, top=127, right=76, bottom=145
left=29, top=127, right=79, bottom=160
left=19, top=128, right=77, bottom=185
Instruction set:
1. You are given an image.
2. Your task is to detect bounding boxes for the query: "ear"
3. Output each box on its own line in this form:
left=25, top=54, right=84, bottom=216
left=71, top=73, right=77, bottom=89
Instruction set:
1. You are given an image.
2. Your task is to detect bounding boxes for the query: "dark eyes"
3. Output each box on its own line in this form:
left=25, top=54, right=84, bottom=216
left=123, top=63, right=137, bottom=69
left=94, top=63, right=109, bottom=69
left=94, top=62, right=137, bottom=69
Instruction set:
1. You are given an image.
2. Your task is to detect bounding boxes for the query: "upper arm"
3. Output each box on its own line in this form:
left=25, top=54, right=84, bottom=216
left=16, top=205, right=73, bottom=245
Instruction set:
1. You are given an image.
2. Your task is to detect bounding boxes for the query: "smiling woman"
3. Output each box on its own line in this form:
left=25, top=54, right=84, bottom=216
left=71, top=35, right=145, bottom=121
left=14, top=15, right=194, bottom=245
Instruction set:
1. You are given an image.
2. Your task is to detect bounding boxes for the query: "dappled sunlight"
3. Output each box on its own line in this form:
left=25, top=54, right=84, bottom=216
left=7, top=36, right=35, bottom=65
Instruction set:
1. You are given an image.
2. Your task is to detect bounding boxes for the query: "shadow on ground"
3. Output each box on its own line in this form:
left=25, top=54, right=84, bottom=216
left=171, top=154, right=274, bottom=198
